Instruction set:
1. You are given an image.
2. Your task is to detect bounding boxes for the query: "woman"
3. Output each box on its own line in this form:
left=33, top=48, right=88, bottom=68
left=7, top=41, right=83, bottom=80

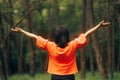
left=11, top=21, right=110, bottom=80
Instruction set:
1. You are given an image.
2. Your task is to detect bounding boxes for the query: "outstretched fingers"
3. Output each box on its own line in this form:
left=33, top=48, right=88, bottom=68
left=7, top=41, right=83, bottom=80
left=99, top=20, right=110, bottom=27
left=101, top=22, right=110, bottom=27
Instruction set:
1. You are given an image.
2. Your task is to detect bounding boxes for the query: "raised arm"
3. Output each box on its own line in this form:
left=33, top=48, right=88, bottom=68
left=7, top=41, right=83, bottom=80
left=11, top=27, right=38, bottom=39
left=84, top=21, right=110, bottom=37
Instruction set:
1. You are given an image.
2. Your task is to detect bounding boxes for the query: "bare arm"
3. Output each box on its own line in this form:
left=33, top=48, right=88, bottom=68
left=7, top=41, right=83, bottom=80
left=11, top=27, right=38, bottom=39
left=84, top=21, right=110, bottom=37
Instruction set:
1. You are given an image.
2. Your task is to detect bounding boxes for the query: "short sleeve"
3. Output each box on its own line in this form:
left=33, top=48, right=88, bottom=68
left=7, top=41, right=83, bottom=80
left=75, top=33, right=88, bottom=47
left=36, top=36, right=48, bottom=49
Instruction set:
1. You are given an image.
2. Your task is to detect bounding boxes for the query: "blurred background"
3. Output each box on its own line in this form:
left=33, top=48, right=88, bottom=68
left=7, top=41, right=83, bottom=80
left=0, top=0, right=120, bottom=80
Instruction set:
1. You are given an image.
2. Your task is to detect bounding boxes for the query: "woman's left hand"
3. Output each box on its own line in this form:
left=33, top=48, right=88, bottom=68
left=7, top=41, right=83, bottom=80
left=99, top=20, right=110, bottom=27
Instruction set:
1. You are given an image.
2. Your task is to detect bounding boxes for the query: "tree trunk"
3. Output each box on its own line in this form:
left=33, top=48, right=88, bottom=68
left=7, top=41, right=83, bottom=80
left=0, top=10, right=8, bottom=80
left=80, top=0, right=87, bottom=79
left=6, top=0, right=14, bottom=74
left=18, top=37, right=23, bottom=74
left=53, top=0, right=60, bottom=25
left=80, top=49, right=86, bottom=80
left=93, top=36, right=108, bottom=79
left=104, top=0, right=112, bottom=76
left=117, top=49, right=120, bottom=71
left=29, top=39, right=35, bottom=76
left=24, top=0, right=36, bottom=76
left=0, top=49, right=8, bottom=80
left=12, top=35, right=23, bottom=74
left=115, top=0, right=120, bottom=73
left=47, top=0, right=53, bottom=38
left=85, top=0, right=108, bottom=79
left=104, top=0, right=115, bottom=79
left=86, top=0, right=95, bottom=73
left=89, top=44, right=95, bottom=76
left=1, top=0, right=14, bottom=75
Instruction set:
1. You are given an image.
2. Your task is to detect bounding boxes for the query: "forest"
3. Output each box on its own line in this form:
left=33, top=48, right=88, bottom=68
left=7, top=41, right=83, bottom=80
left=0, top=0, right=120, bottom=80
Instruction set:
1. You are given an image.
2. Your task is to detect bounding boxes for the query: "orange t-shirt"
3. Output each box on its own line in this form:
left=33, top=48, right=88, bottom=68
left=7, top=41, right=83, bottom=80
left=36, top=33, right=87, bottom=75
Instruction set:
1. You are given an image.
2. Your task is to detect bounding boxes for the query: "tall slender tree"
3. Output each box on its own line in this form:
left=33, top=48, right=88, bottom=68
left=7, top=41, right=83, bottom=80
left=0, top=9, right=7, bottom=80
left=85, top=0, right=108, bottom=79
left=1, top=0, right=14, bottom=75
left=53, top=0, right=60, bottom=25
left=80, top=0, right=87, bottom=79
left=24, top=0, right=36, bottom=76
left=104, top=0, right=115, bottom=80
left=113, top=0, right=120, bottom=74
left=85, top=0, right=95, bottom=76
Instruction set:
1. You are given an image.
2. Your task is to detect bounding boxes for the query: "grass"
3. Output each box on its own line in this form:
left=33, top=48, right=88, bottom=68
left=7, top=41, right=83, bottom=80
left=4, top=72, right=120, bottom=80
left=8, top=73, right=51, bottom=80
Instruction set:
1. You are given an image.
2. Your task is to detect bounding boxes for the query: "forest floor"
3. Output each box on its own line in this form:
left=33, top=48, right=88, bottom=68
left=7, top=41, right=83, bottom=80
left=6, top=72, right=120, bottom=80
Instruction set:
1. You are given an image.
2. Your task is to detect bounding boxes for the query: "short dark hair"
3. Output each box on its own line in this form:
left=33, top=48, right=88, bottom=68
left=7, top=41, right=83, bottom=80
left=55, top=25, right=69, bottom=48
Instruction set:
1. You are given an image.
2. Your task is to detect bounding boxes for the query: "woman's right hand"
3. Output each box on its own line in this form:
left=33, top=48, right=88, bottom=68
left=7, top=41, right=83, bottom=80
left=11, top=27, right=23, bottom=32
